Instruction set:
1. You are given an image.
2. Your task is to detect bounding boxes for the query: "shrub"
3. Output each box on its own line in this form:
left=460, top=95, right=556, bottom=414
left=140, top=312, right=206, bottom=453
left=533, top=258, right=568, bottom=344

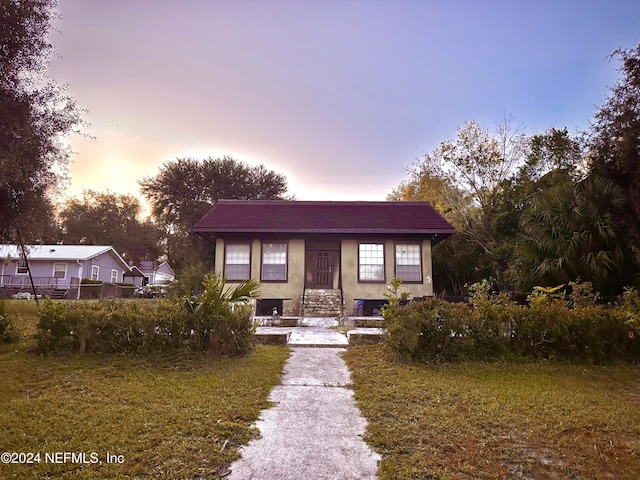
left=37, top=300, right=143, bottom=354
left=35, top=273, right=260, bottom=356
left=167, top=262, right=209, bottom=297
left=384, top=280, right=640, bottom=364
left=0, top=301, right=19, bottom=344
left=383, top=278, right=475, bottom=361
left=182, top=274, right=259, bottom=356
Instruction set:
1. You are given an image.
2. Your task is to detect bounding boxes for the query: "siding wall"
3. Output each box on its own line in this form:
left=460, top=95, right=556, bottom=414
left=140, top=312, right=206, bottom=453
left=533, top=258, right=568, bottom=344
left=2, top=252, right=128, bottom=286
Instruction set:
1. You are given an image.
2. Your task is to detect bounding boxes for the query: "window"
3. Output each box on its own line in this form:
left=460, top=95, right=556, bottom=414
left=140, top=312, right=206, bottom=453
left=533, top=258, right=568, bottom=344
left=111, top=269, right=118, bottom=283
left=91, top=266, right=99, bottom=281
left=359, top=243, right=385, bottom=282
left=16, top=259, right=28, bottom=275
left=395, top=244, right=422, bottom=282
left=225, top=243, right=251, bottom=281
left=261, top=242, right=287, bottom=281
left=53, top=263, right=67, bottom=279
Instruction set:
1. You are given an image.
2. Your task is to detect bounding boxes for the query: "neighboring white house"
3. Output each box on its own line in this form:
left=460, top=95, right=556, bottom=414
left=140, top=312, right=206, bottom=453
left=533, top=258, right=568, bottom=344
left=138, top=261, right=176, bottom=285
left=0, top=245, right=131, bottom=299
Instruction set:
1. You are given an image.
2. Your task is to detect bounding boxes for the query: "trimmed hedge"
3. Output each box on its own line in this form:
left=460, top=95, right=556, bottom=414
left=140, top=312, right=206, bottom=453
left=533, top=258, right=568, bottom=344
left=36, top=299, right=184, bottom=354
left=383, top=283, right=640, bottom=363
left=36, top=274, right=258, bottom=356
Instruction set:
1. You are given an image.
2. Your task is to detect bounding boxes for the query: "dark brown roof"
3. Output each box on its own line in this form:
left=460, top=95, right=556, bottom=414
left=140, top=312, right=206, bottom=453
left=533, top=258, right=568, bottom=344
left=193, top=200, right=454, bottom=239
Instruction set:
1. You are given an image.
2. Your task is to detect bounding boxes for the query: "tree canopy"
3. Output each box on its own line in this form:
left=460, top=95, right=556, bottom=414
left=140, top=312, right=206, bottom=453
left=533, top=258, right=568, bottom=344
left=516, top=174, right=630, bottom=295
left=140, top=156, right=289, bottom=235
left=57, top=190, right=162, bottom=265
left=139, top=156, right=289, bottom=271
left=587, top=45, right=640, bottom=243
left=0, top=0, right=83, bottom=242
left=390, top=42, right=640, bottom=296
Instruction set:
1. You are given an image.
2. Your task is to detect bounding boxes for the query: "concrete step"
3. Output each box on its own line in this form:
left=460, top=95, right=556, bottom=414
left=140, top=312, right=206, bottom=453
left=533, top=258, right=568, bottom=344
left=254, top=316, right=299, bottom=327
left=352, top=317, right=384, bottom=328
left=302, top=289, right=344, bottom=317
left=256, top=327, right=349, bottom=347
left=347, top=328, right=385, bottom=345
left=255, top=326, right=383, bottom=347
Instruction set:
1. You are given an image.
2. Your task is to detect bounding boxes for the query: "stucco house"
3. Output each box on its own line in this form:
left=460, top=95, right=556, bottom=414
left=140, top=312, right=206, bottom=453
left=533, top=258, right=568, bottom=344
left=0, top=245, right=131, bottom=299
left=193, top=200, right=454, bottom=316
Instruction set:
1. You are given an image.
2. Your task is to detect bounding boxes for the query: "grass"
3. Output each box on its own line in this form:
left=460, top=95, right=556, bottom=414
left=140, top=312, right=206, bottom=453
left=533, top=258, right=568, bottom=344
left=344, top=345, right=640, bottom=480
left=0, top=300, right=290, bottom=479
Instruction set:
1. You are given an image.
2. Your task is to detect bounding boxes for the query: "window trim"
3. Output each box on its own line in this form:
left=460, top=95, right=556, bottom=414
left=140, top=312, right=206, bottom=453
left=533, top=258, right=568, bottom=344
left=91, top=265, right=99, bottom=281
left=358, top=242, right=386, bottom=283
left=224, top=241, right=252, bottom=282
left=111, top=269, right=119, bottom=284
left=260, top=241, right=288, bottom=282
left=53, top=262, right=67, bottom=280
left=394, top=242, right=423, bottom=283
left=16, top=259, right=28, bottom=275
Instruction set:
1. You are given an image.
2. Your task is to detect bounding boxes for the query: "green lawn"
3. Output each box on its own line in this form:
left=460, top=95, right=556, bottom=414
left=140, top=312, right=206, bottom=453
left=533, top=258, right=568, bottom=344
left=344, top=345, right=640, bottom=480
left=0, top=300, right=289, bottom=479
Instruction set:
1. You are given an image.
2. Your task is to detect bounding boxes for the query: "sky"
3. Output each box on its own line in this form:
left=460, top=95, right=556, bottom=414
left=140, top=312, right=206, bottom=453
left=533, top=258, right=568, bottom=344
left=49, top=0, right=640, bottom=202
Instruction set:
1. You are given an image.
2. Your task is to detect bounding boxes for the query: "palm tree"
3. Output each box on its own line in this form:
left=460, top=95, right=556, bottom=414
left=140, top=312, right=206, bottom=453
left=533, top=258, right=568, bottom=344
left=516, top=174, right=633, bottom=295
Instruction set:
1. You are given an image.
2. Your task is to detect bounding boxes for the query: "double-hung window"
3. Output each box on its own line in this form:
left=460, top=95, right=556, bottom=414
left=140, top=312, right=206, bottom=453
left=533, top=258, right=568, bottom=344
left=91, top=266, right=99, bottom=281
left=261, top=242, right=287, bottom=281
left=395, top=244, right=422, bottom=282
left=225, top=243, right=251, bottom=281
left=53, top=263, right=67, bottom=279
left=111, top=269, right=119, bottom=283
left=358, top=243, right=385, bottom=282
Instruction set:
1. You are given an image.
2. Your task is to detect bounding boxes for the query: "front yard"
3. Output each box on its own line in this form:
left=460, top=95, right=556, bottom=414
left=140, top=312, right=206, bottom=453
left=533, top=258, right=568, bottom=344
left=344, top=345, right=640, bottom=479
left=4, top=300, right=640, bottom=479
left=0, top=300, right=289, bottom=479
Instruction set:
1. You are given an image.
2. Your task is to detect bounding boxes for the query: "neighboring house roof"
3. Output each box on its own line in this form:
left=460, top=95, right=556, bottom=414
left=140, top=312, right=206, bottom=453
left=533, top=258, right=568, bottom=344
left=138, top=261, right=175, bottom=282
left=156, top=261, right=176, bottom=277
left=138, top=260, right=154, bottom=272
left=193, top=200, right=455, bottom=241
left=0, top=245, right=130, bottom=270
left=124, top=265, right=147, bottom=278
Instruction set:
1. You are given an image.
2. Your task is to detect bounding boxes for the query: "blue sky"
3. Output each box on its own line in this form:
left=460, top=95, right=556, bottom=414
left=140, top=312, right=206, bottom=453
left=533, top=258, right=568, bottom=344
left=50, top=0, right=640, bottom=201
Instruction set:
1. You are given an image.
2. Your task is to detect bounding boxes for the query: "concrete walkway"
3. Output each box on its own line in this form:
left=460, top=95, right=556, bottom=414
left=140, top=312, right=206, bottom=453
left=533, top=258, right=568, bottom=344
left=228, top=347, right=380, bottom=480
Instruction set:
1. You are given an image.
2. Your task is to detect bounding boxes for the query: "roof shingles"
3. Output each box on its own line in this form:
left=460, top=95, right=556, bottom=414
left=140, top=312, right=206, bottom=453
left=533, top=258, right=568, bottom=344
left=193, top=200, right=455, bottom=236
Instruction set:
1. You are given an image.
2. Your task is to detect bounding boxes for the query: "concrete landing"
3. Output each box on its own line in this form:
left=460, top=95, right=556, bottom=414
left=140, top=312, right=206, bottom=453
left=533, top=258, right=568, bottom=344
left=256, top=326, right=350, bottom=347
left=228, top=348, right=380, bottom=480
left=290, top=327, right=350, bottom=347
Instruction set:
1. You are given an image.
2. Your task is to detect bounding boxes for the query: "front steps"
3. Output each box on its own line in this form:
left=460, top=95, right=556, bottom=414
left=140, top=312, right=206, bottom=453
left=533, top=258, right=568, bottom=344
left=302, top=289, right=344, bottom=317
left=255, top=289, right=382, bottom=346
left=50, top=288, right=69, bottom=299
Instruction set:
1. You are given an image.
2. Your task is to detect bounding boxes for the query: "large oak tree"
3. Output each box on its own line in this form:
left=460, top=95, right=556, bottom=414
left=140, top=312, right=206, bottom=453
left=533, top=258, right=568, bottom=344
left=0, top=0, right=82, bottom=242
left=58, top=190, right=162, bottom=265
left=139, top=156, right=289, bottom=271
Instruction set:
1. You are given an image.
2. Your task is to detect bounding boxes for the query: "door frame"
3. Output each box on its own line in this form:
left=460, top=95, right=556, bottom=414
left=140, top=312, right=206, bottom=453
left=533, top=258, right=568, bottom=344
left=305, top=241, right=341, bottom=289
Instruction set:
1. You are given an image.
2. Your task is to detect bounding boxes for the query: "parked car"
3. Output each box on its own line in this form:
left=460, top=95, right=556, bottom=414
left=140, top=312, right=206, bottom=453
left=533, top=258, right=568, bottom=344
left=134, top=285, right=167, bottom=298
left=12, top=292, right=42, bottom=300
